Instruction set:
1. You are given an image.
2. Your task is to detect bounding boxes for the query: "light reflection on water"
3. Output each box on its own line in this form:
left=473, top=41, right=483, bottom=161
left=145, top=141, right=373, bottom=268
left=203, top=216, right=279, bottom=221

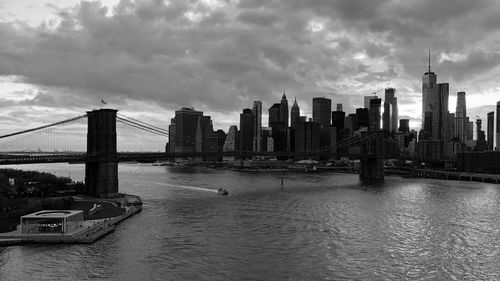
left=1, top=163, right=500, bottom=280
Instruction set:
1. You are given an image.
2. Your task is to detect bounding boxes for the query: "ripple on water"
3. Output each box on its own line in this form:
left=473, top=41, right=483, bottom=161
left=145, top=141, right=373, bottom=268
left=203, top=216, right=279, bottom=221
left=1, top=164, right=500, bottom=280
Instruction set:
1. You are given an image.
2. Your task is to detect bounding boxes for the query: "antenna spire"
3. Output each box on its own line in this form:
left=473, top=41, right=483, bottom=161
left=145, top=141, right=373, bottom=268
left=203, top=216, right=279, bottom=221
left=428, top=50, right=431, bottom=73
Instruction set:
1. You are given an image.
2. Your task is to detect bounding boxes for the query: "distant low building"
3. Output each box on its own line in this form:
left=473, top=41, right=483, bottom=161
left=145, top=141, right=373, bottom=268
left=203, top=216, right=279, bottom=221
left=21, top=210, right=83, bottom=234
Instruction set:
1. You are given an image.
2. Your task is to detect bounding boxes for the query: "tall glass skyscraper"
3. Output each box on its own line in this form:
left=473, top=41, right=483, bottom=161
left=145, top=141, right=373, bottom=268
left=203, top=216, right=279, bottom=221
left=174, top=107, right=203, bottom=153
left=496, top=101, right=500, bottom=150
left=455, top=91, right=467, bottom=141
left=313, top=97, right=332, bottom=127
left=252, top=101, right=262, bottom=152
left=487, top=111, right=494, bottom=150
left=422, top=54, right=437, bottom=131
left=383, top=88, right=398, bottom=132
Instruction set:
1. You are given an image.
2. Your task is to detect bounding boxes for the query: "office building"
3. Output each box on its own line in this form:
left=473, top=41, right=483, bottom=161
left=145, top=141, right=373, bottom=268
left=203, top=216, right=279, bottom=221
left=205, top=130, right=226, bottom=161
left=344, top=114, right=356, bottom=136
left=313, top=97, right=332, bottom=127
left=382, top=88, right=398, bottom=132
left=399, top=119, right=410, bottom=133
left=331, top=111, right=345, bottom=129
left=280, top=93, right=289, bottom=127
left=455, top=91, right=466, bottom=141
left=174, top=107, right=203, bottom=153
left=167, top=118, right=176, bottom=153
left=364, top=96, right=378, bottom=109
left=497, top=101, right=500, bottom=150
left=252, top=101, right=262, bottom=152
left=295, top=120, right=320, bottom=156
left=466, top=117, right=473, bottom=141
left=356, top=108, right=369, bottom=128
left=475, top=118, right=486, bottom=151
left=269, top=103, right=281, bottom=127
left=369, top=98, right=382, bottom=131
left=291, top=98, right=300, bottom=128
left=239, top=108, right=254, bottom=153
left=337, top=103, right=343, bottom=112
left=261, top=127, right=273, bottom=152
left=433, top=83, right=449, bottom=141
left=487, top=111, right=494, bottom=150
left=195, top=115, right=213, bottom=152
left=223, top=125, right=239, bottom=152
left=269, top=97, right=288, bottom=152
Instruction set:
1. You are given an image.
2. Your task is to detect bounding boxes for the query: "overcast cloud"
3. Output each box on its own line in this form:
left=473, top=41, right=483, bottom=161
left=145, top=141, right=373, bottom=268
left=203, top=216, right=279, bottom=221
left=1, top=0, right=500, bottom=133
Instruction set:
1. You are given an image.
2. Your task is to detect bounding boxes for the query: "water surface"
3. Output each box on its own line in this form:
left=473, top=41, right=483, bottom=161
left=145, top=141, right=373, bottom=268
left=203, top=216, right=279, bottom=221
left=1, top=163, right=499, bottom=280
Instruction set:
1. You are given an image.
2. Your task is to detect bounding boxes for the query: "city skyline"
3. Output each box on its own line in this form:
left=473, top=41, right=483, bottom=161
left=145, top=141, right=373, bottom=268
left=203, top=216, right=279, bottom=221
left=1, top=0, right=500, bottom=133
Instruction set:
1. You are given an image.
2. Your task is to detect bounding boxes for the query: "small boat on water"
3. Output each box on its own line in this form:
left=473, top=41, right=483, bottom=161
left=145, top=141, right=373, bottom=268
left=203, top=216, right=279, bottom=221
left=217, top=188, right=229, bottom=195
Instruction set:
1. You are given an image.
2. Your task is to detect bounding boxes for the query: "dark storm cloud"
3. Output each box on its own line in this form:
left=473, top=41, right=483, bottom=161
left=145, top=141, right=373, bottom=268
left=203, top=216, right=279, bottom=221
left=0, top=0, right=499, bottom=129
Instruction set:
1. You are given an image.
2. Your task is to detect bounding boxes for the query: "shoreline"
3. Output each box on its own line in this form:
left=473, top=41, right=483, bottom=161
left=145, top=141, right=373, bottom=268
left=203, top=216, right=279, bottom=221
left=206, top=164, right=500, bottom=184
left=0, top=194, right=142, bottom=246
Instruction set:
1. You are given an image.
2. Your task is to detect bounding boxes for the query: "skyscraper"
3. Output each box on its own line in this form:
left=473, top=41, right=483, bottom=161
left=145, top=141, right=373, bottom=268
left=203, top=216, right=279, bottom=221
left=422, top=51, right=437, bottom=131
left=313, top=97, right=332, bottom=127
left=475, top=118, right=486, bottom=151
left=291, top=98, right=300, bottom=128
left=337, top=103, right=343, bottom=112
left=399, top=119, right=410, bottom=133
left=466, top=117, right=473, bottom=141
left=356, top=108, right=369, bottom=128
left=168, top=117, right=176, bottom=153
left=174, top=107, right=203, bottom=153
left=369, top=98, right=382, bottom=131
left=331, top=111, right=345, bottom=129
left=434, top=83, right=449, bottom=141
left=252, top=101, right=262, bottom=152
left=382, top=88, right=398, bottom=132
left=455, top=91, right=466, bottom=141
left=195, top=115, right=213, bottom=152
left=223, top=125, right=239, bottom=152
left=268, top=103, right=281, bottom=127
left=279, top=93, right=289, bottom=128
left=497, top=101, right=500, bottom=150
left=487, top=111, right=494, bottom=150
left=364, top=96, right=378, bottom=109
left=240, top=108, right=254, bottom=153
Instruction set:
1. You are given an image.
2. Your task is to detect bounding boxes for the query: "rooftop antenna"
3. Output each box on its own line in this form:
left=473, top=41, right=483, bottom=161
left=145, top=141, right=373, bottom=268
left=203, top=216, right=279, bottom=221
left=428, top=50, right=431, bottom=73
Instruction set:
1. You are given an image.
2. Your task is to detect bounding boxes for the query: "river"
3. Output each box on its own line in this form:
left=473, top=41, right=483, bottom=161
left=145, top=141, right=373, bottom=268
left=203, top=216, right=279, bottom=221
left=1, top=163, right=500, bottom=280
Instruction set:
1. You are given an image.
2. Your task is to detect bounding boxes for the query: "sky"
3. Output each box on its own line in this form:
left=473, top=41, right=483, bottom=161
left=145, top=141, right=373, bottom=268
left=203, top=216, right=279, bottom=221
left=1, top=0, right=500, bottom=140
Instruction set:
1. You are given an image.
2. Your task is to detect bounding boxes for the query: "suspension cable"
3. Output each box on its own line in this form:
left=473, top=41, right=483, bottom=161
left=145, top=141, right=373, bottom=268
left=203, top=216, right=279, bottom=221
left=0, top=114, right=88, bottom=140
left=116, top=117, right=170, bottom=137
left=117, top=113, right=170, bottom=135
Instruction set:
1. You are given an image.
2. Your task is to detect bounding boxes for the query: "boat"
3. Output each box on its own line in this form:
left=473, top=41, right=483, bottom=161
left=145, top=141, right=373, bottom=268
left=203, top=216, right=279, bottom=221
left=217, top=188, right=228, bottom=195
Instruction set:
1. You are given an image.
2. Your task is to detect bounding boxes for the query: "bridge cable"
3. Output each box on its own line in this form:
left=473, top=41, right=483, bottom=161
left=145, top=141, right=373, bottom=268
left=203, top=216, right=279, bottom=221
left=0, top=114, right=88, bottom=140
left=117, top=114, right=170, bottom=135
left=116, top=117, right=170, bottom=137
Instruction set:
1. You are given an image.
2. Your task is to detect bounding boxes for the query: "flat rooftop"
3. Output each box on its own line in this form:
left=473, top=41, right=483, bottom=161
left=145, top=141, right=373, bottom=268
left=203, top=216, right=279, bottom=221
left=21, top=210, right=83, bottom=219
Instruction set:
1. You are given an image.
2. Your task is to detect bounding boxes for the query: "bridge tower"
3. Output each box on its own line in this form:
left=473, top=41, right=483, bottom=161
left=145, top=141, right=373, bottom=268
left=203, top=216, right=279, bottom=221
left=85, top=109, right=118, bottom=198
left=359, top=131, right=385, bottom=182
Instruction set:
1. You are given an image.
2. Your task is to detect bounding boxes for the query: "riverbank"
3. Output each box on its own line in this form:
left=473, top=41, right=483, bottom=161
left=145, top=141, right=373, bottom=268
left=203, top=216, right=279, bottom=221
left=199, top=162, right=500, bottom=184
left=0, top=194, right=142, bottom=246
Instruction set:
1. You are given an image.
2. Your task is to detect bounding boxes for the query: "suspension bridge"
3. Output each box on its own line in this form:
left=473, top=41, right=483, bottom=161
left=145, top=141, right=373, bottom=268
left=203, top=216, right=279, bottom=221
left=0, top=109, right=401, bottom=197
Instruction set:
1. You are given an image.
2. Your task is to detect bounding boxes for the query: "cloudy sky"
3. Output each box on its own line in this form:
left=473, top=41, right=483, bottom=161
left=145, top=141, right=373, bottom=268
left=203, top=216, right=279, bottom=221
left=1, top=0, right=500, bottom=139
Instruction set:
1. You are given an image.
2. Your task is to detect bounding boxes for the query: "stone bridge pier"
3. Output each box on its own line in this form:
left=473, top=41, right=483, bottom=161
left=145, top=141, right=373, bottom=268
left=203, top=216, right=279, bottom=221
left=85, top=109, right=118, bottom=198
left=359, top=131, right=385, bottom=182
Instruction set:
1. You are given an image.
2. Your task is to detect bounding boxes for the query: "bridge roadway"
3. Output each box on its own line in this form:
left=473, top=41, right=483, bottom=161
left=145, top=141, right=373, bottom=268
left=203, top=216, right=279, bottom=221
left=0, top=151, right=430, bottom=165
left=0, top=151, right=387, bottom=165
